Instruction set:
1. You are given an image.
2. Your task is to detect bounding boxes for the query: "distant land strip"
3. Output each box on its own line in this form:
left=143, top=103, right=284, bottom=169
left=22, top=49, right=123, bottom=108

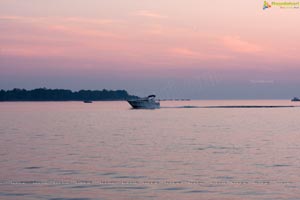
left=0, top=88, right=139, bottom=101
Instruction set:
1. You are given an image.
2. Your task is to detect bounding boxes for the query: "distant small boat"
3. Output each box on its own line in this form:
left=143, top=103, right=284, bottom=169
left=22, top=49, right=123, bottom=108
left=291, top=97, right=300, bottom=102
left=127, top=95, right=160, bottom=109
left=83, top=100, right=93, bottom=103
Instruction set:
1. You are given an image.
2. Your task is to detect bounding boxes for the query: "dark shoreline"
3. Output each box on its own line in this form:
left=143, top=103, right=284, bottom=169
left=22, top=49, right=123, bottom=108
left=0, top=88, right=138, bottom=102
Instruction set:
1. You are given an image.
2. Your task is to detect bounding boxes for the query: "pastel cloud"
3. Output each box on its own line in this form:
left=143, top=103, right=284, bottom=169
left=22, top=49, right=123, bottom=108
left=169, top=47, right=231, bottom=60
left=221, top=35, right=263, bottom=53
left=0, top=15, right=267, bottom=72
left=0, top=15, right=126, bottom=58
left=133, top=10, right=168, bottom=19
left=0, top=13, right=298, bottom=73
left=62, top=17, right=120, bottom=25
left=0, top=15, right=121, bottom=26
left=170, top=48, right=199, bottom=57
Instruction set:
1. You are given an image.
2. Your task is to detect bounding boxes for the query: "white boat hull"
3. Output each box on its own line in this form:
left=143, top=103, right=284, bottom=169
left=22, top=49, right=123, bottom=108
left=127, top=99, right=160, bottom=109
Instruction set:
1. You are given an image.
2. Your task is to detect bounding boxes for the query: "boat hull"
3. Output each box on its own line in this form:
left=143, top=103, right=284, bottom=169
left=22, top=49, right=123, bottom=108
left=127, top=100, right=160, bottom=109
left=291, top=97, right=300, bottom=102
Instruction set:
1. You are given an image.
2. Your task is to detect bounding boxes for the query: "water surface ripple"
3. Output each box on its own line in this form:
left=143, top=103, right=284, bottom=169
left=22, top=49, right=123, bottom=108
left=1, top=100, right=300, bottom=199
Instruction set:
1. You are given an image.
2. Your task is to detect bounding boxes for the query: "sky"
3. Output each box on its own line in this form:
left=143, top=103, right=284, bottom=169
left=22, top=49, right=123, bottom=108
left=1, top=0, right=300, bottom=99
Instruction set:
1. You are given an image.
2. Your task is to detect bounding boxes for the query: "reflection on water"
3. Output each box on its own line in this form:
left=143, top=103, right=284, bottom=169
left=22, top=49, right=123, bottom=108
left=1, top=100, right=300, bottom=199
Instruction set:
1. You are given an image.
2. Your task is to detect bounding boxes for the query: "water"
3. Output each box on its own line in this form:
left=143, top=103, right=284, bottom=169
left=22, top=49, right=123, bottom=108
left=1, top=100, right=300, bottom=200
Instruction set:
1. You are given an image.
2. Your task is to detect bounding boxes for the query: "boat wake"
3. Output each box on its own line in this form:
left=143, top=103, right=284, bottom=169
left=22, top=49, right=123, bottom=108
left=161, top=105, right=297, bottom=109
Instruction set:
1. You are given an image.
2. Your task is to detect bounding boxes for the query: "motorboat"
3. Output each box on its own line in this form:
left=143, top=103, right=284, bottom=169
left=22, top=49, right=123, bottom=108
left=83, top=100, right=93, bottom=103
left=291, top=97, right=300, bottom=102
left=127, top=95, right=160, bottom=109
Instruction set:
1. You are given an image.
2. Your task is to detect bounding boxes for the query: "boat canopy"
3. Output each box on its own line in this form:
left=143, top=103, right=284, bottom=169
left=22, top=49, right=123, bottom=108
left=148, top=95, right=156, bottom=98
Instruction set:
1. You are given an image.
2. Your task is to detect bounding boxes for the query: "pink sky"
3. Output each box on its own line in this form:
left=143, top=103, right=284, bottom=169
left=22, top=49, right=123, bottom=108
left=1, top=0, right=300, bottom=98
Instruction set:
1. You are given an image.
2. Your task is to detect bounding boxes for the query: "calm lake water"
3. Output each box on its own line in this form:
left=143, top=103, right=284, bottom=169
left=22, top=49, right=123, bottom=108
left=1, top=100, right=300, bottom=200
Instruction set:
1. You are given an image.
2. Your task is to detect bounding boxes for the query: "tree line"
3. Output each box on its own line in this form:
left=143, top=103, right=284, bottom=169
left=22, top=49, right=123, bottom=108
left=0, top=88, right=138, bottom=101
